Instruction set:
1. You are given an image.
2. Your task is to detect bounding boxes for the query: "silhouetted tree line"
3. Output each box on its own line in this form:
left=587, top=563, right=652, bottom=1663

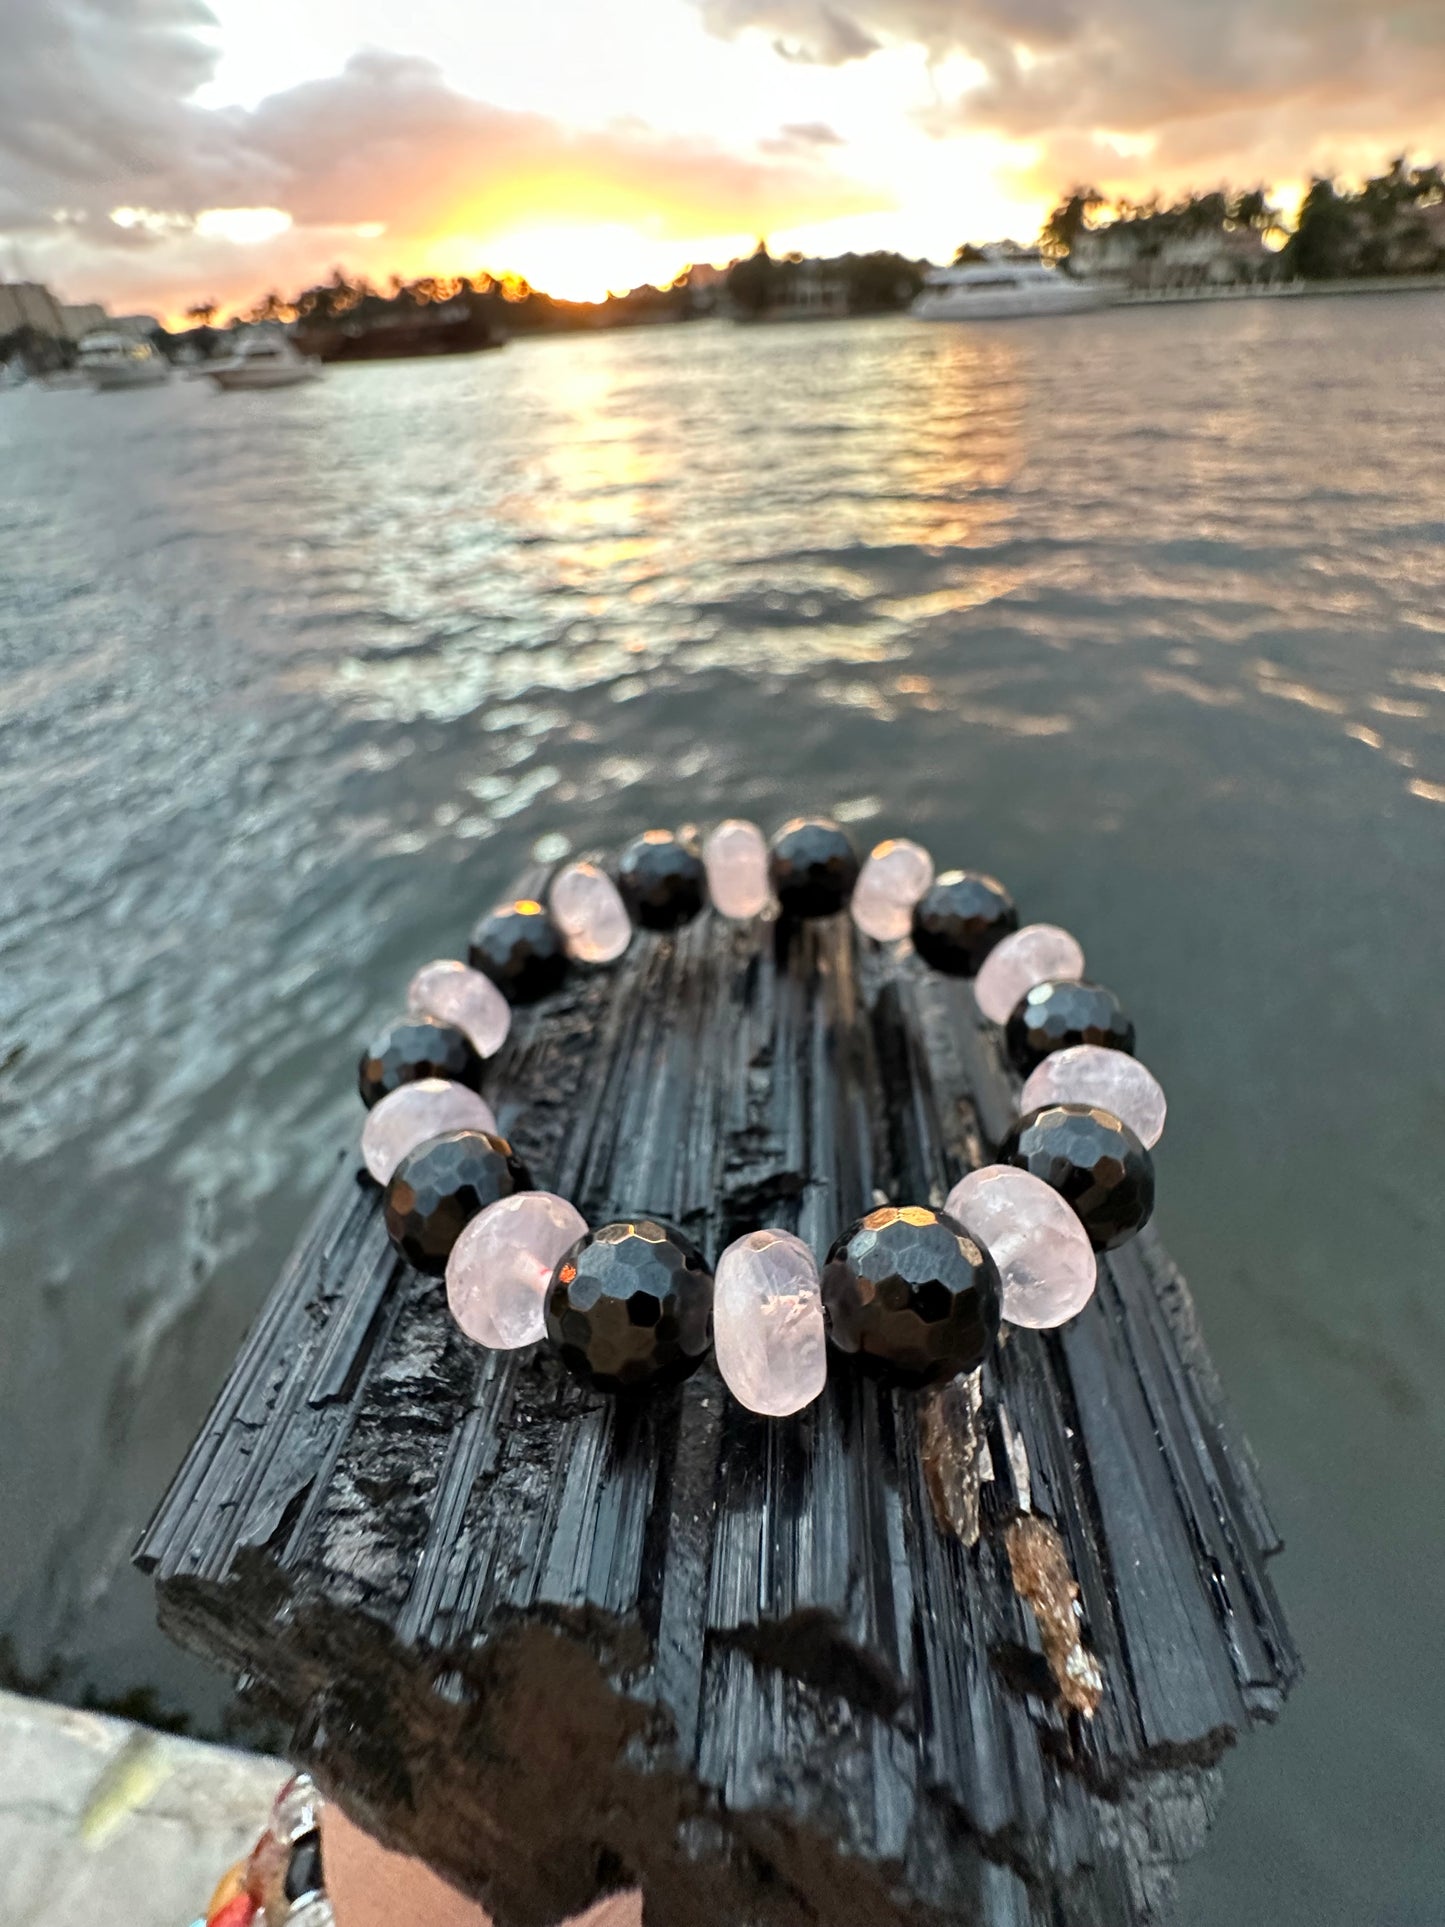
left=1036, top=155, right=1445, bottom=280
left=726, top=241, right=925, bottom=318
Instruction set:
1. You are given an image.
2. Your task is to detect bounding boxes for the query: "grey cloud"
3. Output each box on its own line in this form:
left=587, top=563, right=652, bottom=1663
left=759, top=120, right=847, bottom=153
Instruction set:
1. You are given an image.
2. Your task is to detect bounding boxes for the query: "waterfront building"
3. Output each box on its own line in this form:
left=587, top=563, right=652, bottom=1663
left=1070, top=222, right=1278, bottom=290
left=0, top=282, right=113, bottom=341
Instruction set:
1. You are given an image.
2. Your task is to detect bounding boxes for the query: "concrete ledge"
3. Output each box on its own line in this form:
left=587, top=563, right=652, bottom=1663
left=0, top=1690, right=283, bottom=1926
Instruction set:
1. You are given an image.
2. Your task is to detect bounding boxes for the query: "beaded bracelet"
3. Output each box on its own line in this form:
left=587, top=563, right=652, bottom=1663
left=354, top=818, right=1167, bottom=1415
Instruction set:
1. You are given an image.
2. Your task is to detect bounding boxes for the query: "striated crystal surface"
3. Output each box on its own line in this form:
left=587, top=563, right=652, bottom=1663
left=407, top=959, right=511, bottom=1058
left=1021, top=1044, right=1166, bottom=1148
left=544, top=1219, right=713, bottom=1392
left=468, top=900, right=568, bottom=1004
left=769, top=816, right=859, bottom=919
left=822, top=1204, right=1000, bottom=1385
left=616, top=830, right=706, bottom=930
left=851, top=838, right=935, bottom=942
left=1005, top=979, right=1135, bottom=1074
left=357, top=1015, right=481, bottom=1110
left=361, top=1079, right=497, bottom=1184
left=549, top=860, right=632, bottom=964
left=703, top=819, right=771, bottom=919
left=944, top=1164, right=1097, bottom=1329
left=911, top=870, right=1018, bottom=976
left=975, top=924, right=1085, bottom=1025
left=447, top=1190, right=589, bottom=1349
left=1000, top=1103, right=1154, bottom=1252
left=714, top=1227, right=826, bottom=1416
left=383, top=1129, right=532, bottom=1276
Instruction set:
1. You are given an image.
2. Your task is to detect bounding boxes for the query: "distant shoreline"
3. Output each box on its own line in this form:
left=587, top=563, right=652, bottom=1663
left=1112, top=271, right=1445, bottom=307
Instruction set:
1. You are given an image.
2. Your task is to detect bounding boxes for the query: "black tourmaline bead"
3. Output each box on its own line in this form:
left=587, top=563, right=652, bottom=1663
left=383, top=1128, right=532, bottom=1276
left=1000, top=1103, right=1155, bottom=1252
left=1004, top=978, right=1135, bottom=1075
left=822, top=1205, right=1000, bottom=1386
left=910, top=870, right=1018, bottom=977
left=357, top=1015, right=483, bottom=1109
left=544, top=1219, right=713, bottom=1393
left=468, top=898, right=568, bottom=1004
left=285, top=1830, right=323, bottom=1902
left=768, top=816, right=859, bottom=919
left=616, top=830, right=706, bottom=930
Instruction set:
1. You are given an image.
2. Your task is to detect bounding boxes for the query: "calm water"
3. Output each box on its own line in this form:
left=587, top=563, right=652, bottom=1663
left=2, top=301, right=1443, bottom=1923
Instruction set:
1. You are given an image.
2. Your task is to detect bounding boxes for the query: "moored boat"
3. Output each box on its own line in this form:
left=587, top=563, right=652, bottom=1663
left=913, top=253, right=1113, bottom=321
left=206, top=332, right=323, bottom=390
left=78, top=331, right=170, bottom=389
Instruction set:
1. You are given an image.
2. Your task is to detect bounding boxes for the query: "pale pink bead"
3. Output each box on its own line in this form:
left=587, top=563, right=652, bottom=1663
left=408, top=959, right=511, bottom=1058
left=446, top=1191, right=588, bottom=1349
left=945, top=1164, right=1096, bottom=1329
left=851, top=837, right=935, bottom=941
left=974, top=924, right=1085, bottom=1025
left=1020, top=1045, right=1167, bottom=1148
left=703, top=819, right=770, bottom=919
left=549, top=860, right=632, bottom=964
left=714, top=1227, right=827, bottom=1417
left=361, top=1079, right=497, bottom=1184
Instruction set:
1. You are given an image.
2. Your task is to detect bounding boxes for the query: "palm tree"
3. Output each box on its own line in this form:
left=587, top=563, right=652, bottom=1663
left=185, top=299, right=219, bottom=327
left=1039, top=187, right=1104, bottom=259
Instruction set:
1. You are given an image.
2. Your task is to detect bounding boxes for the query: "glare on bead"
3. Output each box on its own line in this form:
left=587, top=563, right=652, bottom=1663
left=1020, top=1045, right=1166, bottom=1149
left=703, top=819, right=771, bottom=919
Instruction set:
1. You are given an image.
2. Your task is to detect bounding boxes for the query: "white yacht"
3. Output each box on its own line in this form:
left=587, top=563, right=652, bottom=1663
left=913, top=255, right=1113, bottom=322
left=206, top=333, right=322, bottom=391
left=78, top=331, right=170, bottom=389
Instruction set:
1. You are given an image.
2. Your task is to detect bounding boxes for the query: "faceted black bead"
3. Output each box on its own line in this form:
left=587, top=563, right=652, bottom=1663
left=768, top=816, right=859, bottom=920
left=822, top=1205, right=1001, bottom=1387
left=285, top=1830, right=323, bottom=1902
left=468, top=899, right=568, bottom=1004
left=383, top=1128, right=532, bottom=1276
left=1004, top=978, right=1135, bottom=1075
left=616, top=830, right=706, bottom=931
left=544, top=1219, right=713, bottom=1393
left=357, top=1015, right=482, bottom=1110
left=1000, top=1103, right=1155, bottom=1252
left=910, top=870, right=1018, bottom=977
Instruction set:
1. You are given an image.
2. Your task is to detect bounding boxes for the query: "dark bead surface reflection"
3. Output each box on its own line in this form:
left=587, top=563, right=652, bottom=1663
left=544, top=1219, right=713, bottom=1392
left=285, top=1831, right=323, bottom=1903
left=769, top=817, right=860, bottom=919
left=383, top=1128, right=532, bottom=1276
left=822, top=1205, right=1000, bottom=1386
left=616, top=830, right=706, bottom=931
left=357, top=1015, right=482, bottom=1110
left=1004, top=978, right=1135, bottom=1074
left=468, top=899, right=568, bottom=1004
left=1000, top=1103, right=1154, bottom=1251
left=910, top=870, right=1018, bottom=977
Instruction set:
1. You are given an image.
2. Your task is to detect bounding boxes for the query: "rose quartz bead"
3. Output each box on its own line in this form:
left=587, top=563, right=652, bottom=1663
left=714, top=1227, right=827, bottom=1416
left=408, top=959, right=511, bottom=1058
left=974, top=924, right=1085, bottom=1025
left=703, top=819, right=770, bottom=919
left=446, top=1191, right=589, bottom=1349
left=361, top=1079, right=497, bottom=1184
left=549, top=860, right=632, bottom=964
left=850, top=837, right=935, bottom=942
left=1020, top=1045, right=1167, bottom=1148
left=944, top=1164, right=1097, bottom=1329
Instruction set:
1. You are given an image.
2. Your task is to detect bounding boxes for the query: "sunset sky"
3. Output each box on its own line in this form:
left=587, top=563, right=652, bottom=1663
left=5, top=0, right=1445, bottom=320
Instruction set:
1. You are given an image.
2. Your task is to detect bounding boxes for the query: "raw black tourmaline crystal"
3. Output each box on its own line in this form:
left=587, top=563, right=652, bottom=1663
left=544, top=1219, right=713, bottom=1393
left=1000, top=1102, right=1155, bottom=1251
left=910, top=870, right=1018, bottom=977
left=768, top=816, right=860, bottom=919
left=468, top=899, right=568, bottom=1004
left=822, top=1205, right=1000, bottom=1386
left=383, top=1129, right=532, bottom=1276
left=616, top=830, right=707, bottom=931
left=357, top=1015, right=483, bottom=1109
left=1004, top=978, right=1135, bottom=1075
